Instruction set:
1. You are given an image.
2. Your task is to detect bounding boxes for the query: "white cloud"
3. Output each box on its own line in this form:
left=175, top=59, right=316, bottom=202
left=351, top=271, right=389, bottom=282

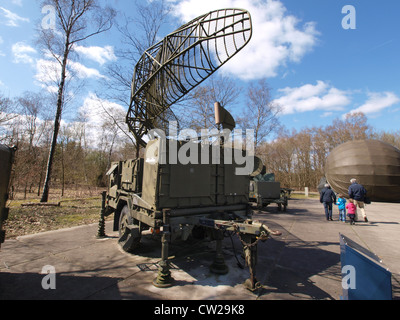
left=12, top=42, right=37, bottom=64
left=78, top=93, right=127, bottom=146
left=68, top=61, right=107, bottom=79
left=0, top=6, right=29, bottom=27
left=80, top=93, right=126, bottom=126
left=321, top=112, right=333, bottom=118
left=348, top=92, right=400, bottom=115
left=74, top=45, right=117, bottom=65
left=273, top=81, right=351, bottom=115
left=274, top=83, right=400, bottom=117
left=11, top=0, right=23, bottom=6
left=169, top=0, right=319, bottom=80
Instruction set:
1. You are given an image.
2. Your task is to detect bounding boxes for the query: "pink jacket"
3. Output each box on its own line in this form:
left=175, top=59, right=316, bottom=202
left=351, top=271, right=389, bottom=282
left=346, top=203, right=357, bottom=214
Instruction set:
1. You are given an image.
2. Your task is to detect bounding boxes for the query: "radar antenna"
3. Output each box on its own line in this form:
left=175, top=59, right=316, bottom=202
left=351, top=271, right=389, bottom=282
left=127, top=8, right=253, bottom=149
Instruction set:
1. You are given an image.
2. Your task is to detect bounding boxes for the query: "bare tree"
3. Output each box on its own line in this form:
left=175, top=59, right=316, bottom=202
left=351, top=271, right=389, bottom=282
left=96, top=96, right=136, bottom=146
left=325, top=112, right=373, bottom=149
left=238, top=79, right=281, bottom=152
left=178, top=76, right=242, bottom=131
left=37, top=0, right=115, bottom=202
left=258, top=112, right=374, bottom=190
left=258, top=128, right=296, bottom=188
left=103, top=0, right=171, bottom=107
left=17, top=92, right=51, bottom=149
left=96, top=0, right=171, bottom=158
left=0, top=93, right=20, bottom=143
left=373, top=130, right=400, bottom=150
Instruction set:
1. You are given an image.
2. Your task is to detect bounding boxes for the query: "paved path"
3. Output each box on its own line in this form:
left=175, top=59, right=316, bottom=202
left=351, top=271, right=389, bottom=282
left=1, top=198, right=399, bottom=300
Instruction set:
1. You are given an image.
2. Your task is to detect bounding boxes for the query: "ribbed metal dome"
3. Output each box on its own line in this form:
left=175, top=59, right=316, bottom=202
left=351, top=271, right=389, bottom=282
left=325, top=140, right=400, bottom=202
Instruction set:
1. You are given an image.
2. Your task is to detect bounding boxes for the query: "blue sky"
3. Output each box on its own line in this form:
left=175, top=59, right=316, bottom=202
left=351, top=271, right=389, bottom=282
left=1, top=0, right=400, bottom=136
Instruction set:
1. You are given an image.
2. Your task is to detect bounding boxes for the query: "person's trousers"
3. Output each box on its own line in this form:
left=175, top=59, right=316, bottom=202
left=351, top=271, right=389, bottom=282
left=353, top=200, right=367, bottom=220
left=339, top=209, right=346, bottom=221
left=323, top=202, right=333, bottom=220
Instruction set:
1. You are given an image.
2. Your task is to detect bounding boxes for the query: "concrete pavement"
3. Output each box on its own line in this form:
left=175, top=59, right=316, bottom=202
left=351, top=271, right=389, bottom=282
left=1, top=198, right=399, bottom=300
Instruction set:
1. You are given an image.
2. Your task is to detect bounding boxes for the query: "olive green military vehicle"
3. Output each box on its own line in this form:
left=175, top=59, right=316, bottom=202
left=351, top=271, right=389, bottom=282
left=103, top=9, right=280, bottom=290
left=105, top=139, right=276, bottom=288
left=0, top=145, right=16, bottom=248
left=249, top=174, right=289, bottom=211
left=249, top=157, right=289, bottom=211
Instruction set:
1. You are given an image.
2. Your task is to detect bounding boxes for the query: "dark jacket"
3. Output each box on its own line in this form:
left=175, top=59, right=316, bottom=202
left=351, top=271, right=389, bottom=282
left=320, top=187, right=336, bottom=203
left=348, top=182, right=367, bottom=201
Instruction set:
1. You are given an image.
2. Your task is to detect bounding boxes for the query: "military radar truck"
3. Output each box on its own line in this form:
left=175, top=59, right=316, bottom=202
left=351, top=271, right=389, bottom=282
left=102, top=9, right=281, bottom=291
left=0, top=145, right=16, bottom=248
left=105, top=138, right=277, bottom=289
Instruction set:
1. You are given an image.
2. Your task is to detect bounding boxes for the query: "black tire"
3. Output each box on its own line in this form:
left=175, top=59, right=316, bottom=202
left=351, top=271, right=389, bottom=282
left=283, top=197, right=288, bottom=212
left=118, top=205, right=141, bottom=252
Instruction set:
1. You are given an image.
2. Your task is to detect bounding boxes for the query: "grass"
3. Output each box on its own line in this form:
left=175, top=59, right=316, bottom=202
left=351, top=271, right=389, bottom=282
left=290, top=192, right=319, bottom=199
left=3, top=192, right=109, bottom=240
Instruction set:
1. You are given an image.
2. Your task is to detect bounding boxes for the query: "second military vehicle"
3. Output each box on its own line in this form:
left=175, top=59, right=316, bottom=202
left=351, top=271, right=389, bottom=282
left=249, top=157, right=289, bottom=211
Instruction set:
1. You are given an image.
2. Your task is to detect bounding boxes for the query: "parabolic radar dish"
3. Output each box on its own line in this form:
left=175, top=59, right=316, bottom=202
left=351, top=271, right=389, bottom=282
left=126, top=8, right=253, bottom=147
left=325, top=139, right=400, bottom=202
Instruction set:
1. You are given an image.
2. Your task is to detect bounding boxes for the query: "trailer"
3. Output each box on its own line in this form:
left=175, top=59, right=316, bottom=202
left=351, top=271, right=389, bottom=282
left=249, top=179, right=289, bottom=211
left=249, top=160, right=290, bottom=211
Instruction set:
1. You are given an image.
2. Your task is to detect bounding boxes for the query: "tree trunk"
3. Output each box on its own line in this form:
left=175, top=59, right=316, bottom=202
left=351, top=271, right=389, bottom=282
left=61, top=141, right=65, bottom=197
left=40, top=45, right=69, bottom=203
left=40, top=106, right=62, bottom=202
left=37, top=161, right=43, bottom=196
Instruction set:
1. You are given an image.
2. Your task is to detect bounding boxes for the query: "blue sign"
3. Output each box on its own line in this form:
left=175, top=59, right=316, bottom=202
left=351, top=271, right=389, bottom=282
left=339, top=233, right=392, bottom=300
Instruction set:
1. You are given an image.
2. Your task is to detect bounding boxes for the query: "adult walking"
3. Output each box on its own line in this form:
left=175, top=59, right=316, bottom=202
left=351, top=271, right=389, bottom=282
left=348, top=178, right=368, bottom=222
left=320, top=184, right=337, bottom=221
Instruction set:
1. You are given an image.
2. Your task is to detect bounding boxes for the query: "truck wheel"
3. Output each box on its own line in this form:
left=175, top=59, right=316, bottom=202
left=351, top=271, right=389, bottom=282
left=118, top=205, right=141, bottom=252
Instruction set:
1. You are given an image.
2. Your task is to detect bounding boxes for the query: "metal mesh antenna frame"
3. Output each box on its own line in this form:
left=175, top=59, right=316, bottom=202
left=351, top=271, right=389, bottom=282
left=127, top=8, right=253, bottom=147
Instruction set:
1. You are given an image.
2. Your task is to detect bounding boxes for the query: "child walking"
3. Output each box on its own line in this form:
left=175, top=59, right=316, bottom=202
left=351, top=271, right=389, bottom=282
left=336, top=194, right=347, bottom=222
left=346, top=199, right=357, bottom=225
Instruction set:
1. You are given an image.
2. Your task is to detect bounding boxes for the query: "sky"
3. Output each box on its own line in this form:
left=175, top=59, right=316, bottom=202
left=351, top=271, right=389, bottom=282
left=1, top=0, right=400, bottom=139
